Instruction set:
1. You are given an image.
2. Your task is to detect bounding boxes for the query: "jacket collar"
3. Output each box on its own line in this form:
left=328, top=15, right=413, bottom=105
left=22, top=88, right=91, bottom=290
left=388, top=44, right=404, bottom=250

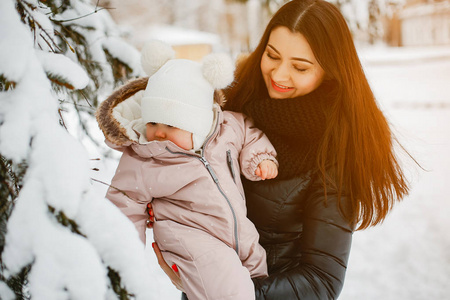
left=130, top=105, right=223, bottom=159
left=96, top=77, right=224, bottom=158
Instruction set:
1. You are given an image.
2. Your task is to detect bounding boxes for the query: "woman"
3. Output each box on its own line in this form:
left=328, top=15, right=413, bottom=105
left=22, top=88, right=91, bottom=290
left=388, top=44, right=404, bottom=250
left=149, top=0, right=411, bottom=299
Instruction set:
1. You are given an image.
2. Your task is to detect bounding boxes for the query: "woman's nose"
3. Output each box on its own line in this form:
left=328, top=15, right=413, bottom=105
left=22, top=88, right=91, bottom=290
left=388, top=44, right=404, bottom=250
left=272, top=62, right=290, bottom=81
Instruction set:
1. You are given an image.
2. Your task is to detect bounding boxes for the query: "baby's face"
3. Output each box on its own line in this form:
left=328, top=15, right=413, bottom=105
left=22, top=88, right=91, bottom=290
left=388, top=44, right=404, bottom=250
left=146, top=122, right=193, bottom=150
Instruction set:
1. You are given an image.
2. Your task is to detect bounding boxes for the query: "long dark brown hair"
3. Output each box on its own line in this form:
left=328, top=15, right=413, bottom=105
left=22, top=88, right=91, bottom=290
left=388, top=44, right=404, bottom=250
left=223, top=0, right=411, bottom=230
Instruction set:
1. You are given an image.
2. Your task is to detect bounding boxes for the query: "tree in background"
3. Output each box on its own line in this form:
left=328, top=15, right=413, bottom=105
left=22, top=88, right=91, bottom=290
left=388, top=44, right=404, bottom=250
left=328, top=0, right=398, bottom=44
left=368, top=0, right=382, bottom=44
left=232, top=0, right=393, bottom=45
left=0, top=0, right=156, bottom=299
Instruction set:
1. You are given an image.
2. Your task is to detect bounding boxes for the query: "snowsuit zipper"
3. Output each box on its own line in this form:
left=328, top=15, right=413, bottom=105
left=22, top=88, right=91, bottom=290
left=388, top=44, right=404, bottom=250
left=165, top=147, right=240, bottom=255
left=198, top=155, right=239, bottom=255
left=164, top=111, right=240, bottom=255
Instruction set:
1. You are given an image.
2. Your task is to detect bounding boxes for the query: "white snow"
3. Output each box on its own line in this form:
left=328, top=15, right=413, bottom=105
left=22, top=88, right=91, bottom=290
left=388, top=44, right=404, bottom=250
left=144, top=25, right=221, bottom=47
left=0, top=9, right=31, bottom=82
left=339, top=45, right=450, bottom=300
left=36, top=50, right=90, bottom=90
left=0, top=0, right=157, bottom=299
left=102, top=37, right=144, bottom=77
left=0, top=281, right=14, bottom=300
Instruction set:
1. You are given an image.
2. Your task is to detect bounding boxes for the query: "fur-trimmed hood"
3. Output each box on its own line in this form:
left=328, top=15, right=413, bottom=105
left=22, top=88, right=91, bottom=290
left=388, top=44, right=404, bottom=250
left=96, top=77, right=149, bottom=147
left=96, top=77, right=226, bottom=149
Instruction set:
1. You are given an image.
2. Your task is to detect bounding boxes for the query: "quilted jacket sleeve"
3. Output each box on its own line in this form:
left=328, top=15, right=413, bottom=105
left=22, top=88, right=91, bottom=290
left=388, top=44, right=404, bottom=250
left=225, top=111, right=278, bottom=181
left=252, top=180, right=354, bottom=300
left=106, top=153, right=151, bottom=244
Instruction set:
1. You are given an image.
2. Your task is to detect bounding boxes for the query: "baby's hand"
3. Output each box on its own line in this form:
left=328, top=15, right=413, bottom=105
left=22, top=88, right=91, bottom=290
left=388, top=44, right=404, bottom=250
left=255, top=160, right=278, bottom=180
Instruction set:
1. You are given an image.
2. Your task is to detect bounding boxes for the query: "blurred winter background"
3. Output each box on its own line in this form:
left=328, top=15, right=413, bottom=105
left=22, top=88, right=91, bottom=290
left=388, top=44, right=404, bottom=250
left=1, top=0, right=449, bottom=299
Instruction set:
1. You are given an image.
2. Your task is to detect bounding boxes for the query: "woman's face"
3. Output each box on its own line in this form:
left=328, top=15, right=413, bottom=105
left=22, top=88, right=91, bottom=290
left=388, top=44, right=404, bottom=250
left=260, top=26, right=326, bottom=99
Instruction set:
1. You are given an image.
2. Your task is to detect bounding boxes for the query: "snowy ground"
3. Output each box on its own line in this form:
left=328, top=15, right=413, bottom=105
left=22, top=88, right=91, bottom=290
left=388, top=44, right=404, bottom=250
left=340, top=45, right=450, bottom=300
left=90, top=45, right=450, bottom=300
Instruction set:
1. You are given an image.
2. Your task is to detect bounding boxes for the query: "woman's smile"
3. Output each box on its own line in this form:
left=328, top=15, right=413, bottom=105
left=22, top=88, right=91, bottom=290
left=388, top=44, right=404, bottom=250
left=271, top=79, right=294, bottom=92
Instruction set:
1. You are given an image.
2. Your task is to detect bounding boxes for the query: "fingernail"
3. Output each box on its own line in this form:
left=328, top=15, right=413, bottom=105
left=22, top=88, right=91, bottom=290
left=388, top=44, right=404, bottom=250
left=152, top=242, right=155, bottom=248
left=171, top=264, right=179, bottom=272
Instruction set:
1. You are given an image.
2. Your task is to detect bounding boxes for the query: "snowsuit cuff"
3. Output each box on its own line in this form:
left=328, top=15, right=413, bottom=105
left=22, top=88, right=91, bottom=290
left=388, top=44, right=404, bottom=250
left=246, top=153, right=278, bottom=181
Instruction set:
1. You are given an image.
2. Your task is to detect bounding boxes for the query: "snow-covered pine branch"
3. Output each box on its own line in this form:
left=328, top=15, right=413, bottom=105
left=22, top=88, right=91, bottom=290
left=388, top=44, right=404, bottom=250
left=14, top=0, right=144, bottom=151
left=0, top=0, right=156, bottom=299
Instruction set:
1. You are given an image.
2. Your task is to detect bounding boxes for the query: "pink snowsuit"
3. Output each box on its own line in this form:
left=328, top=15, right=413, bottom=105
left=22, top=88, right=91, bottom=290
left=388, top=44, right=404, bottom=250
left=96, top=81, right=277, bottom=300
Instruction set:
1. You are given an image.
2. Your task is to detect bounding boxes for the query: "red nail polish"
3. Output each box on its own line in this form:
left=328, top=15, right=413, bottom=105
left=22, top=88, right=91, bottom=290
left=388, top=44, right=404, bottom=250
left=152, top=242, right=155, bottom=248
left=171, top=264, right=179, bottom=272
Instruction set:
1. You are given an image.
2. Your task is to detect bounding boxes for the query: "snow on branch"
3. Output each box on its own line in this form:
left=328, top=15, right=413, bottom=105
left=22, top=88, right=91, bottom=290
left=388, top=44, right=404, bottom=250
left=0, top=0, right=156, bottom=299
left=36, top=50, right=90, bottom=90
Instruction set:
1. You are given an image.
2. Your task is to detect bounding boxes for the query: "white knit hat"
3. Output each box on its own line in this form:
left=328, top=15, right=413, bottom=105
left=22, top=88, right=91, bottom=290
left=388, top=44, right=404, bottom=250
left=140, top=40, right=234, bottom=149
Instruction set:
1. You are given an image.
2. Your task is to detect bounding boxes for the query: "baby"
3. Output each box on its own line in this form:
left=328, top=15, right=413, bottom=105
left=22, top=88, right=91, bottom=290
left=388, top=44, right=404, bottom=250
left=98, top=40, right=278, bottom=300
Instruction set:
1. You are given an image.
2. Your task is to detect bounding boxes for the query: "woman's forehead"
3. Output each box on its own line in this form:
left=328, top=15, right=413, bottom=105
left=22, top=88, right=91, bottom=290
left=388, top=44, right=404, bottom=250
left=267, top=26, right=316, bottom=63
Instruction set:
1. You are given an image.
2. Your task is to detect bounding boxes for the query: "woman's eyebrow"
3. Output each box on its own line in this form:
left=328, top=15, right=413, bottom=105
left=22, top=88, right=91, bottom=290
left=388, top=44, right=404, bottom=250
left=267, top=44, right=313, bottom=64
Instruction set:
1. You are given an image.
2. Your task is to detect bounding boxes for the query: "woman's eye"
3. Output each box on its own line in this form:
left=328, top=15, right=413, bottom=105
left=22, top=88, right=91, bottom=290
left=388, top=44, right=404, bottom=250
left=266, top=52, right=278, bottom=60
left=294, top=66, right=307, bottom=72
left=149, top=122, right=157, bottom=125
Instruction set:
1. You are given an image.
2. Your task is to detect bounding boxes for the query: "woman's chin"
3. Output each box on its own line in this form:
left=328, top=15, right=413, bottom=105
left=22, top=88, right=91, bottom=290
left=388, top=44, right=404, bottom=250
left=268, top=91, right=291, bottom=99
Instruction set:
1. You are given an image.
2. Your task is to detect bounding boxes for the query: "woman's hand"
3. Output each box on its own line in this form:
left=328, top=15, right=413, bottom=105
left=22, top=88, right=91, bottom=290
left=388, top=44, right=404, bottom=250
left=147, top=204, right=183, bottom=291
left=152, top=242, right=184, bottom=292
left=146, top=203, right=154, bottom=228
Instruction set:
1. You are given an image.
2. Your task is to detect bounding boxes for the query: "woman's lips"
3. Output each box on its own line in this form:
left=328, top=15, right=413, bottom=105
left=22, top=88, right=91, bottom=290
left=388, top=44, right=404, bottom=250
left=271, top=79, right=294, bottom=93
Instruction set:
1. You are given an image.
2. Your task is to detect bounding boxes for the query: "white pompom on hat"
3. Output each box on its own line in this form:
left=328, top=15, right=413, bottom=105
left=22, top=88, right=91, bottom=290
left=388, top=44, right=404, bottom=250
left=140, top=40, right=175, bottom=76
left=140, top=40, right=234, bottom=150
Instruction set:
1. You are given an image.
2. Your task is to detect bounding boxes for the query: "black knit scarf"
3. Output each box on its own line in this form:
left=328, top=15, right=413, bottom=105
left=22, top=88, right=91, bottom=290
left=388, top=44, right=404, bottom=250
left=244, top=82, right=336, bottom=179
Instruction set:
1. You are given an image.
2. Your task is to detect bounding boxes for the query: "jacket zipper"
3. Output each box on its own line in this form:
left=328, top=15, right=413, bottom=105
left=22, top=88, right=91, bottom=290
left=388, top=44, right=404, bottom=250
left=164, top=110, right=240, bottom=255
left=165, top=147, right=240, bottom=255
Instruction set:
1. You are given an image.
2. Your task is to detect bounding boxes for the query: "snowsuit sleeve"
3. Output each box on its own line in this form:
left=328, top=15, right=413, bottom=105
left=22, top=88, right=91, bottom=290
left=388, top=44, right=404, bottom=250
left=105, top=153, right=151, bottom=244
left=249, top=177, right=354, bottom=300
left=225, top=111, right=278, bottom=181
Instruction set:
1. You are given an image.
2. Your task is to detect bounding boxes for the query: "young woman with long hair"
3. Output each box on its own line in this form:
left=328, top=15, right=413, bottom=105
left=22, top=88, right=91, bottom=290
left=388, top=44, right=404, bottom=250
left=150, top=0, right=411, bottom=298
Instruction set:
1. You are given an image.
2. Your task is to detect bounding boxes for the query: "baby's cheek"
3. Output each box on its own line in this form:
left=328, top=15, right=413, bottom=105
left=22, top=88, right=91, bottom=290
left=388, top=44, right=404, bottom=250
left=177, top=133, right=193, bottom=150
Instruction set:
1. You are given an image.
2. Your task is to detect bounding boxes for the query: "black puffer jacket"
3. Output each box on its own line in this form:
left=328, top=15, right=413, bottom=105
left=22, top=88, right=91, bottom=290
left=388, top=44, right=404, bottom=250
left=244, top=174, right=354, bottom=300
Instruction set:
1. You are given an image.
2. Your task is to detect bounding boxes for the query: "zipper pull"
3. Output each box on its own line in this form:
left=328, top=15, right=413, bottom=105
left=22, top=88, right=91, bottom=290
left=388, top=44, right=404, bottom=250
left=199, top=157, right=219, bottom=183
left=226, top=150, right=232, bottom=164
left=226, top=150, right=236, bottom=183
